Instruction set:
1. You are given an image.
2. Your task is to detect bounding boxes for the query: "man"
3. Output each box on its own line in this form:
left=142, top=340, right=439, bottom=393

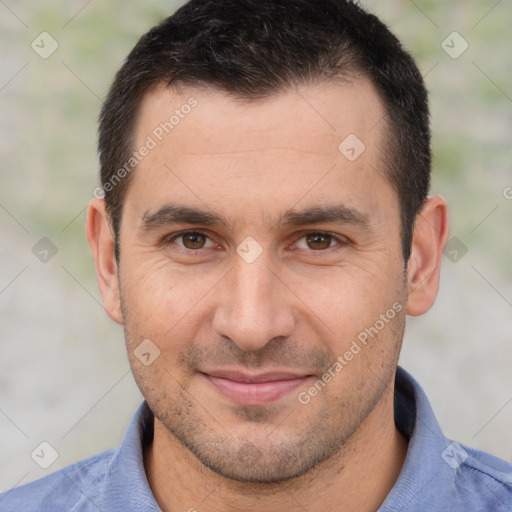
left=2, top=0, right=511, bottom=510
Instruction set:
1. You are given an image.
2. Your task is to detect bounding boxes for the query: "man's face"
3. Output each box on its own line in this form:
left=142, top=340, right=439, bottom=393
left=117, top=80, right=408, bottom=482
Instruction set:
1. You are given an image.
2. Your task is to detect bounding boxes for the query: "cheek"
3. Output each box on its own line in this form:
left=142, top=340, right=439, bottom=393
left=119, top=254, right=222, bottom=345
left=286, top=259, right=403, bottom=334
left=299, top=273, right=405, bottom=384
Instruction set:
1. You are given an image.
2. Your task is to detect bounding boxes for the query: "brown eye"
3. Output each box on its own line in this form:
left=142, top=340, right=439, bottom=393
left=166, top=230, right=217, bottom=252
left=181, top=232, right=207, bottom=249
left=305, top=233, right=333, bottom=250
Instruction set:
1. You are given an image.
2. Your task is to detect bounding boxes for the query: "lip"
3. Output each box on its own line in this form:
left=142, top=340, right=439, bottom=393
left=200, top=369, right=312, bottom=406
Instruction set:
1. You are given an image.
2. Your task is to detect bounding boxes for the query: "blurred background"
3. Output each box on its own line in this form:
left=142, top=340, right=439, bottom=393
left=0, top=0, right=511, bottom=489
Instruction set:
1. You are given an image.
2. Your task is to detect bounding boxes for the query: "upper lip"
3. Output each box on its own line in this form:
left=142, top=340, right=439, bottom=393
left=201, top=369, right=311, bottom=383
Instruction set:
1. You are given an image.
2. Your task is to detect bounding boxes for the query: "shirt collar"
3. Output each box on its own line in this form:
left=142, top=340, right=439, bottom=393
left=379, top=366, right=450, bottom=510
left=104, top=400, right=161, bottom=510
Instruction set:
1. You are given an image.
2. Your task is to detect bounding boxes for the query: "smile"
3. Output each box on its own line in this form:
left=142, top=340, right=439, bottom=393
left=200, top=370, right=312, bottom=406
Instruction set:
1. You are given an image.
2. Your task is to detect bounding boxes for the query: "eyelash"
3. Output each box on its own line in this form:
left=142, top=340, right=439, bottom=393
left=164, top=230, right=348, bottom=253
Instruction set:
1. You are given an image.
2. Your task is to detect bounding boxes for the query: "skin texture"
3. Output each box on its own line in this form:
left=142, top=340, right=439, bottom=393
left=86, top=80, right=449, bottom=511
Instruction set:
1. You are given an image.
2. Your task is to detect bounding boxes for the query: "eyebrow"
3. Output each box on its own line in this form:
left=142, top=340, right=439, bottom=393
left=139, top=203, right=372, bottom=234
left=279, top=205, right=371, bottom=229
left=141, top=205, right=227, bottom=230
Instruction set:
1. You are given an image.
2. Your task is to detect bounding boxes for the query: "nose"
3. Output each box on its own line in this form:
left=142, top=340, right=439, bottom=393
left=212, top=253, right=296, bottom=352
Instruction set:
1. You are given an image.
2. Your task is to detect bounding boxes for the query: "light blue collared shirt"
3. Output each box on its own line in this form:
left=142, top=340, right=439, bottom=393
left=1, top=367, right=511, bottom=511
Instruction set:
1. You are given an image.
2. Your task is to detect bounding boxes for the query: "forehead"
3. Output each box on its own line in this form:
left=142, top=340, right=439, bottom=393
left=126, top=80, right=395, bottom=228
left=136, top=79, right=385, bottom=155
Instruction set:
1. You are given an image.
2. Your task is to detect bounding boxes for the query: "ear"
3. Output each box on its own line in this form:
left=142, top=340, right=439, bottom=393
left=406, top=195, right=450, bottom=316
left=85, top=198, right=123, bottom=324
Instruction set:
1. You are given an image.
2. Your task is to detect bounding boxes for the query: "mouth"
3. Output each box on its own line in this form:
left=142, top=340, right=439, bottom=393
left=199, top=369, right=313, bottom=406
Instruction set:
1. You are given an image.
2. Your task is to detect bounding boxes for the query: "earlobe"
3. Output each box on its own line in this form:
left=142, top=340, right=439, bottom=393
left=85, top=199, right=124, bottom=324
left=406, top=195, right=450, bottom=317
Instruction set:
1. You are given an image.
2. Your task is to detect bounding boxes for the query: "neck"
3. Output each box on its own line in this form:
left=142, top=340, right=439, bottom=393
left=144, top=384, right=408, bottom=512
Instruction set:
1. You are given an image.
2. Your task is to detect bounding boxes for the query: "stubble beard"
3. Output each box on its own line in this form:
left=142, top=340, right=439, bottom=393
left=122, top=288, right=407, bottom=484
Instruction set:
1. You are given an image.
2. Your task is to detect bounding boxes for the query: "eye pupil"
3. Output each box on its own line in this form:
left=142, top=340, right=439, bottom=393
left=183, top=233, right=206, bottom=249
left=306, top=233, right=331, bottom=250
